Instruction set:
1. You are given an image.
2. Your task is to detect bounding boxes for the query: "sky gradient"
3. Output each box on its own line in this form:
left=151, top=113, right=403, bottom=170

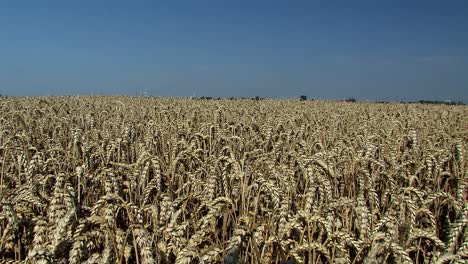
left=1, top=0, right=467, bottom=101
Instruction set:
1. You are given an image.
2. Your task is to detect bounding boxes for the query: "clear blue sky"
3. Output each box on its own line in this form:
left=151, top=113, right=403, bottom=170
left=1, top=0, right=467, bottom=101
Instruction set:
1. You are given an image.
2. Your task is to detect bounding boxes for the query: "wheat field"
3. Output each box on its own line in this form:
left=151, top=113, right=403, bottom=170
left=0, top=96, right=466, bottom=264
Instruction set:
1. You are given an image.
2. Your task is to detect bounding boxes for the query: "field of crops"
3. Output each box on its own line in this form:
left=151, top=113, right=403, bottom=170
left=0, top=96, right=466, bottom=263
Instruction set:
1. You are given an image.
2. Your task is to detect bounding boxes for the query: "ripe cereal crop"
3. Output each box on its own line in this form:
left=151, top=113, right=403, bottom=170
left=0, top=96, right=466, bottom=263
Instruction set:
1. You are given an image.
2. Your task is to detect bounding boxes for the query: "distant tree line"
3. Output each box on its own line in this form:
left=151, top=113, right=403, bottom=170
left=1, top=93, right=464, bottom=105
left=194, top=96, right=266, bottom=101
left=342, top=98, right=465, bottom=105
left=413, top=100, right=465, bottom=106
left=196, top=95, right=309, bottom=101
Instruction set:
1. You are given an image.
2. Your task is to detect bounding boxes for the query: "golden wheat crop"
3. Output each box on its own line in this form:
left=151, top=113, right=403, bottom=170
left=0, top=96, right=466, bottom=263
